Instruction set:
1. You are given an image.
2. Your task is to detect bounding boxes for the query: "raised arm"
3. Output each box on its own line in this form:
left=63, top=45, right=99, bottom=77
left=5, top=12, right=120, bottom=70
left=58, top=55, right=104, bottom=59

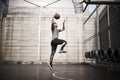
left=51, top=14, right=55, bottom=31
left=51, top=15, right=55, bottom=23
left=60, top=20, right=65, bottom=32
left=63, top=20, right=65, bottom=30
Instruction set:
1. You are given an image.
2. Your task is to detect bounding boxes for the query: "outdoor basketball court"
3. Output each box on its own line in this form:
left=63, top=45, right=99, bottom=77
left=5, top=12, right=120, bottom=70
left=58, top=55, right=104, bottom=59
left=0, top=0, right=120, bottom=80
left=0, top=64, right=120, bottom=80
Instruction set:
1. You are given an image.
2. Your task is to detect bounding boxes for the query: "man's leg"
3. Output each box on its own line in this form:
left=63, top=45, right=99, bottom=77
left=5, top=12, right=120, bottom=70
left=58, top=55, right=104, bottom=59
left=55, top=39, right=67, bottom=53
left=60, top=40, right=67, bottom=52
left=49, top=44, right=57, bottom=70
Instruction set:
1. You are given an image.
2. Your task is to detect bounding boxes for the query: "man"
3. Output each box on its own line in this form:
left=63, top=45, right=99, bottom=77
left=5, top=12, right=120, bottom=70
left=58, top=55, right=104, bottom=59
left=48, top=13, right=67, bottom=70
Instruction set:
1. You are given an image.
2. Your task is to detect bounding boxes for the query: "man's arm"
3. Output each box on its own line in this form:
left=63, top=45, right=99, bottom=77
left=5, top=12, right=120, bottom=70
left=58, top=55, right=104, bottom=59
left=51, top=15, right=55, bottom=31
left=60, top=20, right=65, bottom=32
left=52, top=15, right=55, bottom=23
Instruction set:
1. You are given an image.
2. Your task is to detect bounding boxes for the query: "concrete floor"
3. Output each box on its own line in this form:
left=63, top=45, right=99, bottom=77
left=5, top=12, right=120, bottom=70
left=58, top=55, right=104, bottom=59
left=0, top=64, right=120, bottom=80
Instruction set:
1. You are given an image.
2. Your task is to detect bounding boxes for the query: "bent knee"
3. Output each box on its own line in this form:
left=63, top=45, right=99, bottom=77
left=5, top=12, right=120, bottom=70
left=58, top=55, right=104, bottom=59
left=64, top=41, right=67, bottom=44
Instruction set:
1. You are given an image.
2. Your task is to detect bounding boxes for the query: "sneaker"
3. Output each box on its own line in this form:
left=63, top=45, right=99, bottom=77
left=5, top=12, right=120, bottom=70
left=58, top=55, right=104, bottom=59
left=59, top=51, right=67, bottom=53
left=48, top=63, right=53, bottom=71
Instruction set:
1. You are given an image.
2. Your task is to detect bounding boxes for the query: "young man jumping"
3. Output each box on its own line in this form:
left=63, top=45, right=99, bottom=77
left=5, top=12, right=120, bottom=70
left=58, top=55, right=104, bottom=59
left=48, top=13, right=67, bottom=70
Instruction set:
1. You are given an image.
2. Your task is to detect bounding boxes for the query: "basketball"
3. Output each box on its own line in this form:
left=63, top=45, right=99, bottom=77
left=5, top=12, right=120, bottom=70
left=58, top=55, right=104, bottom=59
left=54, top=13, right=60, bottom=19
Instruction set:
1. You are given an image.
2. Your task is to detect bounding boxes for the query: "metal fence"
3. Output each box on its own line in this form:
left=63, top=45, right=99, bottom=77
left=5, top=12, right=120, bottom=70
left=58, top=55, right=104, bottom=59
left=83, top=5, right=120, bottom=64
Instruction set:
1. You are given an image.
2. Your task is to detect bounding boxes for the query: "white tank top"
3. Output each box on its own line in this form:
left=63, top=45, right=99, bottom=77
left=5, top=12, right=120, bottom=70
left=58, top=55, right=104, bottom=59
left=52, top=28, right=60, bottom=40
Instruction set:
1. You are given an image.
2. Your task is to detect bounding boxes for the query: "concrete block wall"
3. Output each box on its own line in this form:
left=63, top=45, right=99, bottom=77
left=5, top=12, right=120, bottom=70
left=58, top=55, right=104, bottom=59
left=2, top=16, right=40, bottom=61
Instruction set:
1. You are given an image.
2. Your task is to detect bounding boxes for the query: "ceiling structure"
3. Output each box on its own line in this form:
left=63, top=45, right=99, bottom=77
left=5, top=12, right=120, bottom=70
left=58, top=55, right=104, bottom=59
left=9, top=0, right=83, bottom=14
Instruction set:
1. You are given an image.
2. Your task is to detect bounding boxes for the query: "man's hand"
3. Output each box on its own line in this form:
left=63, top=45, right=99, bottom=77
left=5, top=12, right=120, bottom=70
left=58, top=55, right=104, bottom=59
left=52, top=14, right=56, bottom=23
left=63, top=20, right=65, bottom=24
left=53, top=14, right=56, bottom=18
left=62, top=20, right=65, bottom=31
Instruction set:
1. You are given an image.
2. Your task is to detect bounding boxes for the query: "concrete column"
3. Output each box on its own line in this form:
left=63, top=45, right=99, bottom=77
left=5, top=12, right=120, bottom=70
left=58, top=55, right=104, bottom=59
left=107, top=5, right=111, bottom=48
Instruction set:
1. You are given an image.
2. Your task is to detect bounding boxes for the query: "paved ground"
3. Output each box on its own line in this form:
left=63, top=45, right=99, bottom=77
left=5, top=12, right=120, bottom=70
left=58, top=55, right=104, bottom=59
left=0, top=64, right=120, bottom=80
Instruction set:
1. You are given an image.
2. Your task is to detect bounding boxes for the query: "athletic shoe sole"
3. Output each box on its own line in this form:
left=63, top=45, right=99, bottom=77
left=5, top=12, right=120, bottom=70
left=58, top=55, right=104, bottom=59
left=48, top=63, right=53, bottom=71
left=59, top=51, right=67, bottom=53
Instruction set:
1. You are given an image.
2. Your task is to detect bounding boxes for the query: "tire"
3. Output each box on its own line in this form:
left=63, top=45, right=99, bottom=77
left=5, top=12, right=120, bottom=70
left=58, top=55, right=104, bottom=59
left=95, top=50, right=99, bottom=59
left=97, top=50, right=101, bottom=59
left=112, top=48, right=120, bottom=62
left=106, top=48, right=113, bottom=61
left=99, top=49, right=106, bottom=61
left=90, top=51, right=94, bottom=58
left=87, top=52, right=91, bottom=58
left=85, top=52, right=88, bottom=58
left=92, top=50, right=96, bottom=59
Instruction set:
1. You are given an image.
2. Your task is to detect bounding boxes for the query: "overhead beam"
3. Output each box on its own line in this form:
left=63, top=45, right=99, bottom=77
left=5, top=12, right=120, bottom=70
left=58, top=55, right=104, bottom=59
left=24, top=0, right=41, bottom=7
left=43, top=0, right=61, bottom=8
left=24, top=0, right=61, bottom=8
left=83, top=0, right=120, bottom=4
left=83, top=5, right=100, bottom=25
left=83, top=4, right=88, bottom=12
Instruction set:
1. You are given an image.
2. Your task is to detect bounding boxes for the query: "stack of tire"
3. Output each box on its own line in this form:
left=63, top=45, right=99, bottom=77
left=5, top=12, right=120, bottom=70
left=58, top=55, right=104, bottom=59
left=85, top=48, right=120, bottom=62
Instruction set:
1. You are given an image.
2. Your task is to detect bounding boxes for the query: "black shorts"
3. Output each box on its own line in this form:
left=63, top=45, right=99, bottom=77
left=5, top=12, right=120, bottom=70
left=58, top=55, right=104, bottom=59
left=51, top=38, right=65, bottom=46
